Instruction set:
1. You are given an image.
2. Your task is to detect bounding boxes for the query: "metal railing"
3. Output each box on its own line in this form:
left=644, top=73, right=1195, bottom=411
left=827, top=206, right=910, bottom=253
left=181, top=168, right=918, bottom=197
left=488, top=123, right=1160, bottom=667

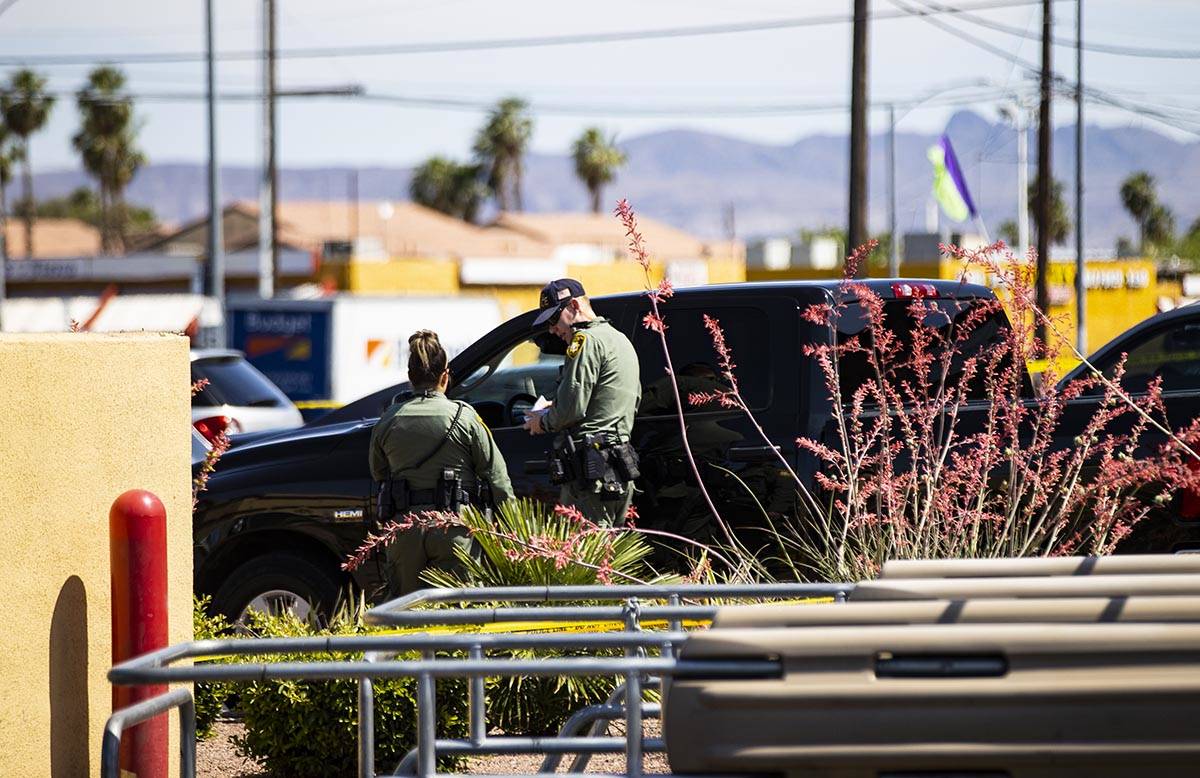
left=103, top=582, right=848, bottom=778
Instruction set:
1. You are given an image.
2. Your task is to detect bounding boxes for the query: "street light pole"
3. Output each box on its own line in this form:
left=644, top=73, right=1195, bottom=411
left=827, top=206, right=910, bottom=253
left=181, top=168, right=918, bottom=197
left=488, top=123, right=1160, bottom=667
left=1015, top=103, right=1029, bottom=259
left=204, top=0, right=226, bottom=344
left=888, top=103, right=899, bottom=277
left=1075, top=0, right=1086, bottom=354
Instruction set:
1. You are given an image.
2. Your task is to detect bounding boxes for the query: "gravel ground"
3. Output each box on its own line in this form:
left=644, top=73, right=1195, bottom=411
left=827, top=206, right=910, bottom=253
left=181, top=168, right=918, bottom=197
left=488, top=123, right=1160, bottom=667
left=197, top=717, right=669, bottom=776
left=196, top=720, right=267, bottom=778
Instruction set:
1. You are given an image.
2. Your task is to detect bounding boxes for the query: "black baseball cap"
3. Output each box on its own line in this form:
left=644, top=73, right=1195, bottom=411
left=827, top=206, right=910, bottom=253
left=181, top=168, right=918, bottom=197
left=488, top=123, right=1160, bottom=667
left=532, top=278, right=586, bottom=328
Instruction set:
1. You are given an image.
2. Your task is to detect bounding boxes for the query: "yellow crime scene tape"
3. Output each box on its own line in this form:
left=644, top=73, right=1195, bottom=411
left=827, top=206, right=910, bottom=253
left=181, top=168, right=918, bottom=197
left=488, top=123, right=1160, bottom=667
left=368, top=596, right=833, bottom=637
left=190, top=597, right=831, bottom=662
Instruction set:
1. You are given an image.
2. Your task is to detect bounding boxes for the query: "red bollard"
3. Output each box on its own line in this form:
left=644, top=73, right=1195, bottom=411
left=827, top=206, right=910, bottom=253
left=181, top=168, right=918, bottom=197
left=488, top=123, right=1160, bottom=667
left=110, top=489, right=169, bottom=778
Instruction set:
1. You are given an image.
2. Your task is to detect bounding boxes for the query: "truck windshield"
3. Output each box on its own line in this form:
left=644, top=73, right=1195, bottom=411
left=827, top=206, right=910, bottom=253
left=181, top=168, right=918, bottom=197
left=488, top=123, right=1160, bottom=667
left=192, top=356, right=292, bottom=409
left=831, top=297, right=1025, bottom=405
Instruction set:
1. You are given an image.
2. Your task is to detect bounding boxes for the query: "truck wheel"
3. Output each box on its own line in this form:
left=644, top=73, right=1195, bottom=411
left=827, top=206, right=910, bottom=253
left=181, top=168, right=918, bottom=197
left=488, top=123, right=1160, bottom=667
left=213, top=552, right=344, bottom=625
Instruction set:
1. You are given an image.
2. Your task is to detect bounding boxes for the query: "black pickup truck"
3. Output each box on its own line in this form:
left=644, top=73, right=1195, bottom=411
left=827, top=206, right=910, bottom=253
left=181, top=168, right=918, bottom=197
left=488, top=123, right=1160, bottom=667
left=196, top=279, right=1046, bottom=619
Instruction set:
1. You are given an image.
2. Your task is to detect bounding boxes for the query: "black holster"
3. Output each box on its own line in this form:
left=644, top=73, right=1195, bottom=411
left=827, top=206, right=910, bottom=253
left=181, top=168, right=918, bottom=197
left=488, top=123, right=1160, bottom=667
left=376, top=478, right=411, bottom=522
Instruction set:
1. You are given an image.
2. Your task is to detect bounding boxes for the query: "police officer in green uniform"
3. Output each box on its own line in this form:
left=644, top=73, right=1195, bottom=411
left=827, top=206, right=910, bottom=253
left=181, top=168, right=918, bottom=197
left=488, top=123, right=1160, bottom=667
left=371, top=330, right=514, bottom=597
left=523, top=279, right=641, bottom=526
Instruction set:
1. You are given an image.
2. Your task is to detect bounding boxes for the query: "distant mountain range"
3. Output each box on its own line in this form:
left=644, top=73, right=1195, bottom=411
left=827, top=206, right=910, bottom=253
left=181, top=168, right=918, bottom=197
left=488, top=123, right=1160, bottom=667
left=26, top=111, right=1200, bottom=250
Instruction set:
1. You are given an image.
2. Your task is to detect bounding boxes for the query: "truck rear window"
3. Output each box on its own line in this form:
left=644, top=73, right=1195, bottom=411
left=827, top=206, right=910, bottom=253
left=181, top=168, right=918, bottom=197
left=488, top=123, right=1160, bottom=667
left=832, top=298, right=1020, bottom=405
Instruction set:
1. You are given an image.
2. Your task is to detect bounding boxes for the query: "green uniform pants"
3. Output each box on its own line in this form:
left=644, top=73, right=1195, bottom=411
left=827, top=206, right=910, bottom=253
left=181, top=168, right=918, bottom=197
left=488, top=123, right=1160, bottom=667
left=385, top=525, right=474, bottom=598
left=560, top=480, right=635, bottom=527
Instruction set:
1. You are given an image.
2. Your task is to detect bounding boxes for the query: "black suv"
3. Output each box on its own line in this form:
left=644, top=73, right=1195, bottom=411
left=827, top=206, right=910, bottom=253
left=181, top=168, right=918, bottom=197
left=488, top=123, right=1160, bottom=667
left=196, top=279, right=1036, bottom=619
left=1053, top=303, right=1200, bottom=553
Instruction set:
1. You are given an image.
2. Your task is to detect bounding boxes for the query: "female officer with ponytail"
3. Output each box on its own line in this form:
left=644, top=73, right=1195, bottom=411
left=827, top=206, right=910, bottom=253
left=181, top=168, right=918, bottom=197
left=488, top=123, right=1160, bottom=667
left=369, top=330, right=514, bottom=597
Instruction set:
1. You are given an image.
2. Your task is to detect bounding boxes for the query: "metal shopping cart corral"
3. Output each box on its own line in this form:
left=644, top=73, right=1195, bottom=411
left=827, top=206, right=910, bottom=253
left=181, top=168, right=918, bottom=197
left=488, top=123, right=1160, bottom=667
left=104, top=558, right=1200, bottom=778
left=104, top=582, right=848, bottom=778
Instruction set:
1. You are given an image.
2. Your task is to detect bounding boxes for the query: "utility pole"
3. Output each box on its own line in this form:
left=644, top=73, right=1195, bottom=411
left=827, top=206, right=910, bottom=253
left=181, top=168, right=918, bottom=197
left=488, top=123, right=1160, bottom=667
left=257, top=0, right=277, bottom=299
left=1035, top=0, right=1052, bottom=340
left=848, top=0, right=870, bottom=274
left=887, top=104, right=899, bottom=277
left=1074, top=0, right=1086, bottom=354
left=204, top=0, right=226, bottom=345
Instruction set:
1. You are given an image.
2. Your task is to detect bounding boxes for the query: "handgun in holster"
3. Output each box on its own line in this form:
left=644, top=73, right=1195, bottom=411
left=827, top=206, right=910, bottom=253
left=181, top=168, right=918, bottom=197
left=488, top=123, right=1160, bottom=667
left=548, top=436, right=578, bottom=485
left=376, top=478, right=411, bottom=522
left=436, top=467, right=465, bottom=510
left=476, top=480, right=495, bottom=514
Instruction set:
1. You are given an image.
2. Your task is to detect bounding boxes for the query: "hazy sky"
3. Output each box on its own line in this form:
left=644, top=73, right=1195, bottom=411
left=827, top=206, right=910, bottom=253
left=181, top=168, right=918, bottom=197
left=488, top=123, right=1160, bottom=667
left=1, top=0, right=1198, bottom=172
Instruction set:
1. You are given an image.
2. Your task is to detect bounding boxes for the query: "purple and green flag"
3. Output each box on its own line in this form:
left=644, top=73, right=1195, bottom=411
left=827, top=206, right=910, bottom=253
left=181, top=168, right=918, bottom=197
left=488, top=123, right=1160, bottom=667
left=927, top=134, right=977, bottom=223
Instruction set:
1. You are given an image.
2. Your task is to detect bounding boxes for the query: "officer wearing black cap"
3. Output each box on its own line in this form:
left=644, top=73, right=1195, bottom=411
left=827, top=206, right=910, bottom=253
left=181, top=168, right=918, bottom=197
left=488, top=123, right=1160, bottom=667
left=525, top=278, right=641, bottom=526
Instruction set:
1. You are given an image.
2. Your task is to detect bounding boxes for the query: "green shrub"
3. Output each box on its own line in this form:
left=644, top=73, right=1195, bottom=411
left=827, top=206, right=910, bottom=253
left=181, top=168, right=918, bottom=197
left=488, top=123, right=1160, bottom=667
left=192, top=595, right=232, bottom=739
left=231, top=601, right=468, bottom=778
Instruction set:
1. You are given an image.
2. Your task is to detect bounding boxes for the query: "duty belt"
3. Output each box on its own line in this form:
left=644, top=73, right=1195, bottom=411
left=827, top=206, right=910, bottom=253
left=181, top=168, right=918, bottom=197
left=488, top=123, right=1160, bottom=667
left=404, top=486, right=476, bottom=509
left=549, top=433, right=641, bottom=493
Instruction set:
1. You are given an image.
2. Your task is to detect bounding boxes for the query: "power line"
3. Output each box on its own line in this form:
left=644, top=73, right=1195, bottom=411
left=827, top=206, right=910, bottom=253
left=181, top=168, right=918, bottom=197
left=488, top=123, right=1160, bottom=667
left=916, top=0, right=1200, bottom=58
left=0, top=0, right=1063, bottom=67
left=0, top=85, right=1013, bottom=116
left=891, top=0, right=1200, bottom=138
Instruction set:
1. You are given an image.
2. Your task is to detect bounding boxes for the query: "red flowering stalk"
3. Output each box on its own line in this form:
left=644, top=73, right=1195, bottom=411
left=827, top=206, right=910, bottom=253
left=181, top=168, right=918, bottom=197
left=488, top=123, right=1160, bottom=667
left=190, top=378, right=226, bottom=507
left=192, top=432, right=230, bottom=508
left=342, top=510, right=464, bottom=572
left=842, top=239, right=880, bottom=281
left=614, top=198, right=738, bottom=551
left=960, top=242, right=1200, bottom=462
left=786, top=240, right=1200, bottom=581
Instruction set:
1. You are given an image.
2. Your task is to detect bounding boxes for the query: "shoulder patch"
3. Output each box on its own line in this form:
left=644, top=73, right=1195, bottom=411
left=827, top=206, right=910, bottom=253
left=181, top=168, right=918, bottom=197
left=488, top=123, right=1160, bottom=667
left=566, top=331, right=587, bottom=359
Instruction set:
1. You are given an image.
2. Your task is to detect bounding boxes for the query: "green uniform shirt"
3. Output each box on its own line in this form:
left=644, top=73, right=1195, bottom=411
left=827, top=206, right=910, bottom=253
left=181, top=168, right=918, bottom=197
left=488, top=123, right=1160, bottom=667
left=369, top=390, right=514, bottom=503
left=543, top=317, right=641, bottom=441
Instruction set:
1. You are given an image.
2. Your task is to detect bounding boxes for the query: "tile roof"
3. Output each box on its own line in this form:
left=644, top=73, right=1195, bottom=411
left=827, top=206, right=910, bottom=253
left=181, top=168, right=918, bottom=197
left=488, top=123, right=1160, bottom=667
left=3, top=218, right=102, bottom=259
left=256, top=200, right=554, bottom=259
left=490, top=212, right=743, bottom=261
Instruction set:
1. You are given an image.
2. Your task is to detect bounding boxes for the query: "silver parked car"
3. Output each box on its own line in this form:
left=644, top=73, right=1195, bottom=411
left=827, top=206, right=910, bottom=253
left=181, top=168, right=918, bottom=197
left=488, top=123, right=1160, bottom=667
left=191, top=349, right=303, bottom=442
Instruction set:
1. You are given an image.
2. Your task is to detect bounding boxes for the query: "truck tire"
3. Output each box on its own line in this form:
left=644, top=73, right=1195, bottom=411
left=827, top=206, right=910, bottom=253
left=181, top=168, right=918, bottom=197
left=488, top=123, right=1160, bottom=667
left=213, top=552, right=344, bottom=625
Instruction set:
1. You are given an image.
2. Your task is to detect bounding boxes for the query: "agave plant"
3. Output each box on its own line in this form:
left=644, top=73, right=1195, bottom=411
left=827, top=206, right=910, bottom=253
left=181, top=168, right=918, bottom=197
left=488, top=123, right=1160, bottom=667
left=422, top=499, right=672, bottom=735
left=422, top=498, right=659, bottom=588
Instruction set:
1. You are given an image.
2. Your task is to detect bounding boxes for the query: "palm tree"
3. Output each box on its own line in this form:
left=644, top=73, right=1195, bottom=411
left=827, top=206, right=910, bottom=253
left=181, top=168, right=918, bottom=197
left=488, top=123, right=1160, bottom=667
left=409, top=156, right=489, bottom=223
left=0, top=122, right=20, bottom=262
left=1027, top=175, right=1072, bottom=245
left=0, top=70, right=55, bottom=258
left=110, top=137, right=145, bottom=249
left=1143, top=203, right=1176, bottom=253
left=473, top=97, right=532, bottom=212
left=1119, top=171, right=1157, bottom=252
left=74, top=66, right=142, bottom=253
left=997, top=219, right=1019, bottom=248
left=571, top=127, right=626, bottom=214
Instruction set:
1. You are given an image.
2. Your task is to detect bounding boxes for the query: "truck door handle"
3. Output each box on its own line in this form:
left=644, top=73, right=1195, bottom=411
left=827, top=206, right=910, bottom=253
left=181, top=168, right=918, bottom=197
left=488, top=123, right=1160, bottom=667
left=524, top=459, right=549, bottom=475
left=727, top=444, right=783, bottom=463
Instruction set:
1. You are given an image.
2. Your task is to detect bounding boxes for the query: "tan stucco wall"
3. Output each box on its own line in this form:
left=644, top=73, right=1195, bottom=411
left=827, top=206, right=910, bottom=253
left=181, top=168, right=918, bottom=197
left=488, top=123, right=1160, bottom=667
left=0, top=332, right=192, bottom=776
